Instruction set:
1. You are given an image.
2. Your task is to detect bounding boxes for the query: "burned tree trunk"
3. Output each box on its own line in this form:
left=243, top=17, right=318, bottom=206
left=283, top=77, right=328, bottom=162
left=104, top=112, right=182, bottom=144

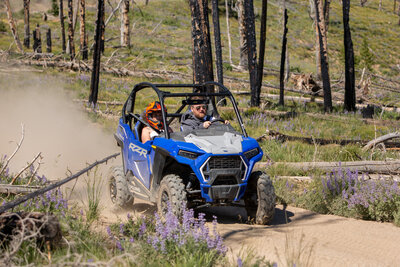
left=121, top=0, right=130, bottom=47
left=314, top=0, right=332, bottom=112
left=279, top=6, right=288, bottom=106
left=80, top=0, right=88, bottom=60
left=67, top=0, right=75, bottom=60
left=33, top=24, right=42, bottom=53
left=256, top=0, right=268, bottom=106
left=343, top=0, right=356, bottom=111
left=211, top=0, right=223, bottom=85
left=89, top=0, right=105, bottom=106
left=323, top=0, right=331, bottom=31
left=59, top=0, right=66, bottom=53
left=243, top=0, right=258, bottom=107
left=189, top=0, right=214, bottom=92
left=237, top=0, right=248, bottom=70
left=23, top=0, right=30, bottom=48
left=101, top=0, right=105, bottom=54
left=5, top=0, right=24, bottom=53
left=46, top=28, right=52, bottom=53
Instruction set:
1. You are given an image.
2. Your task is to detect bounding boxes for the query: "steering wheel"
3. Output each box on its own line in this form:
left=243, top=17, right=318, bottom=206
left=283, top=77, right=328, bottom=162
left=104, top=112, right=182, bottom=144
left=210, top=118, right=225, bottom=124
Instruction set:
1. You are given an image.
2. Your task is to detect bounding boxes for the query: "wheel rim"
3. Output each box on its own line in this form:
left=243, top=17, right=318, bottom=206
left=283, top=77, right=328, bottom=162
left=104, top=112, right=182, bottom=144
left=109, top=177, right=117, bottom=203
left=160, top=189, right=170, bottom=215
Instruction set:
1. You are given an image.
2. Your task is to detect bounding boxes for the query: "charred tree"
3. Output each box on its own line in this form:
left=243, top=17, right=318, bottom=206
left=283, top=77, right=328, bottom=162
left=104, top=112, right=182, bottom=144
left=237, top=0, right=248, bottom=69
left=343, top=0, right=356, bottom=111
left=59, top=0, right=66, bottom=53
left=211, top=0, right=223, bottom=85
left=67, top=0, right=75, bottom=60
left=101, top=0, right=105, bottom=54
left=323, top=0, right=331, bottom=31
left=79, top=0, right=88, bottom=60
left=89, top=0, right=105, bottom=106
left=243, top=0, right=258, bottom=106
left=121, top=0, right=130, bottom=47
left=46, top=28, right=52, bottom=53
left=33, top=24, right=42, bottom=53
left=23, top=0, right=30, bottom=48
left=5, top=0, right=24, bottom=53
left=279, top=7, right=288, bottom=106
left=256, top=0, right=268, bottom=107
left=314, top=0, right=332, bottom=112
left=189, top=0, right=214, bottom=93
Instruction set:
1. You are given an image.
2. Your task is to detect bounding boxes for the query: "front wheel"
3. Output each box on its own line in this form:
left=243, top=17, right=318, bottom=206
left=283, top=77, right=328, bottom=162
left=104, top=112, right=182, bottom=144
left=157, top=174, right=187, bottom=218
left=244, top=171, right=276, bottom=225
left=108, top=166, right=133, bottom=208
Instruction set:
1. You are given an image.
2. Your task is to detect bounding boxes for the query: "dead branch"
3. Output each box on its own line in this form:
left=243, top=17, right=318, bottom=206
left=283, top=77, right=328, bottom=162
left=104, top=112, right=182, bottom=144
left=10, top=152, right=42, bottom=185
left=0, top=124, right=24, bottom=176
left=363, top=132, right=400, bottom=151
left=27, top=155, right=43, bottom=185
left=0, top=153, right=119, bottom=213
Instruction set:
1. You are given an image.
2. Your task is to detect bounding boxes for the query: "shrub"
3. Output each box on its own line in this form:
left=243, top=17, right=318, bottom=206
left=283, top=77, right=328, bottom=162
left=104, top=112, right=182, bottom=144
left=0, top=21, right=7, bottom=33
left=277, top=166, right=400, bottom=224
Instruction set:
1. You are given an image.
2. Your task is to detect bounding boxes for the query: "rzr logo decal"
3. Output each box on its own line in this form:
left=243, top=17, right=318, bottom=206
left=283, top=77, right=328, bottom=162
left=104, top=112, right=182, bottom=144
left=129, top=143, right=147, bottom=157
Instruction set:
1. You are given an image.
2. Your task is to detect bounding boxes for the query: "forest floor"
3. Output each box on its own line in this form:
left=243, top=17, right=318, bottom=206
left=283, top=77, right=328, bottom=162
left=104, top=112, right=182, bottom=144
left=2, top=67, right=400, bottom=266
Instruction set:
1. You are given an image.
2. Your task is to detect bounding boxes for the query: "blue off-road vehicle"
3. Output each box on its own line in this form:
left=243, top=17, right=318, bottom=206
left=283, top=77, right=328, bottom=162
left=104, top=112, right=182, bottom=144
left=109, top=82, right=275, bottom=224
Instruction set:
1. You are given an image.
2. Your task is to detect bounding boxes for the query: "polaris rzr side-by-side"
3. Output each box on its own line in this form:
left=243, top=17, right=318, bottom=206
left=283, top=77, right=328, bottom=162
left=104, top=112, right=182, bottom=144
left=109, top=82, right=276, bottom=224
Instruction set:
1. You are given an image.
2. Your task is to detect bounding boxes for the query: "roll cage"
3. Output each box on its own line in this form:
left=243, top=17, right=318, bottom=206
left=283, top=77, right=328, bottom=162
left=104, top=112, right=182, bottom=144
left=122, top=81, right=248, bottom=139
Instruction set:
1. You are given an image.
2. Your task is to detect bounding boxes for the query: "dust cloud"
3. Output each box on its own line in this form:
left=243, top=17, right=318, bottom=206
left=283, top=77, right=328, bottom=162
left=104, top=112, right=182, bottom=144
left=0, top=67, right=122, bottom=217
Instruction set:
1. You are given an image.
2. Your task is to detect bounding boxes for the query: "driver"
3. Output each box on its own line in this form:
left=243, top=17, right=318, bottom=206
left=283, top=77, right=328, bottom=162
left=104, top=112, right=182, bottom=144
left=181, top=97, right=229, bottom=131
left=142, top=101, right=171, bottom=143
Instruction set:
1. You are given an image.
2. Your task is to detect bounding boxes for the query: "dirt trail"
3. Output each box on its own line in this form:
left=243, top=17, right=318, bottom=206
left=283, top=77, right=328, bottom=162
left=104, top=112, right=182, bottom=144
left=1, top=69, right=400, bottom=266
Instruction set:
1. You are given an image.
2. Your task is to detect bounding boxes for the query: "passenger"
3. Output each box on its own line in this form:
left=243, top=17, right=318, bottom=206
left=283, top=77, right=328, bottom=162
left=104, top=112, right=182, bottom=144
left=180, top=97, right=229, bottom=131
left=141, top=101, right=171, bottom=143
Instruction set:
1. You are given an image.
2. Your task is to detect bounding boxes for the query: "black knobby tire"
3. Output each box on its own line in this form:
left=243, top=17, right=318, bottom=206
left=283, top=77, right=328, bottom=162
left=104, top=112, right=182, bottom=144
left=244, top=171, right=276, bottom=225
left=108, top=166, right=133, bottom=208
left=157, top=174, right=187, bottom=218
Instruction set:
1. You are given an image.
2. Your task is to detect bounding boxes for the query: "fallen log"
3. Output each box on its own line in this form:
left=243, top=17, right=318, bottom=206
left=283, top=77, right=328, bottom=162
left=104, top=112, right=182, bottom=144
left=256, top=160, right=400, bottom=174
left=0, top=184, right=41, bottom=194
left=257, top=129, right=368, bottom=146
left=363, top=132, right=400, bottom=151
left=276, top=174, right=400, bottom=182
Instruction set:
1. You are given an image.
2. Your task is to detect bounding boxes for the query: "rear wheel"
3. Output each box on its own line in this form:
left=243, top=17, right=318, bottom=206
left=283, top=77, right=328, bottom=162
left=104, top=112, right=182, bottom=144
left=108, top=166, right=133, bottom=208
left=157, top=174, right=187, bottom=218
left=244, top=171, right=276, bottom=225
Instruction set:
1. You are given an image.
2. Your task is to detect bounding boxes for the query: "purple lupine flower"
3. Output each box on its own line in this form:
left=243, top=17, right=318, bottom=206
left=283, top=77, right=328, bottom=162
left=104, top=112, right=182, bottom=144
left=119, top=223, right=125, bottom=234
left=129, top=237, right=134, bottom=243
left=237, top=257, right=243, bottom=267
left=139, top=222, right=146, bottom=237
left=116, top=241, right=124, bottom=251
left=106, top=226, right=113, bottom=239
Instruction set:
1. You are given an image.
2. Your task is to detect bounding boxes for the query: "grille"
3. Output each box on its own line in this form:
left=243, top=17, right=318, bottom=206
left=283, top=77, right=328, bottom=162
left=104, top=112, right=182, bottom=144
left=208, top=156, right=242, bottom=169
left=212, top=176, right=237, bottom=185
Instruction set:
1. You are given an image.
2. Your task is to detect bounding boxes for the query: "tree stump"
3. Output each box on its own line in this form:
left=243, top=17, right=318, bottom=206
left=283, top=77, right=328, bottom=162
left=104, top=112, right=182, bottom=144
left=0, top=212, right=62, bottom=248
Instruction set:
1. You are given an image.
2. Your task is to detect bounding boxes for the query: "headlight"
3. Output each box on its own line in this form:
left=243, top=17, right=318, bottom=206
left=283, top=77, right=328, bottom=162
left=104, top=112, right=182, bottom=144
left=178, top=150, right=199, bottom=159
left=243, top=148, right=259, bottom=160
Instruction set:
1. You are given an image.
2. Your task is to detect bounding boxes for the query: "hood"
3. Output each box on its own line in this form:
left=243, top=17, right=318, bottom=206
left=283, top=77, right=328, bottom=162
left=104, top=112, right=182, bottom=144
left=184, top=132, right=243, bottom=154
